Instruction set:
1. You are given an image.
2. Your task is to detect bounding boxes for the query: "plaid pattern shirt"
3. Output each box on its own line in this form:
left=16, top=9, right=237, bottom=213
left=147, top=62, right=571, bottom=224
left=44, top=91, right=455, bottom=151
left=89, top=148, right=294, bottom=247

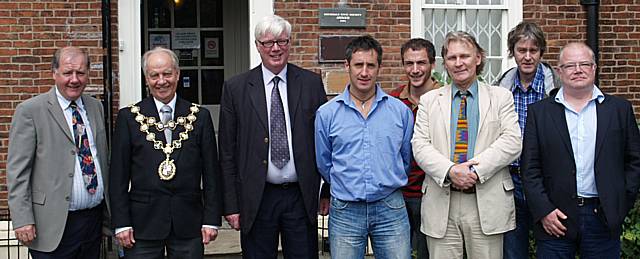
left=511, top=64, right=546, bottom=168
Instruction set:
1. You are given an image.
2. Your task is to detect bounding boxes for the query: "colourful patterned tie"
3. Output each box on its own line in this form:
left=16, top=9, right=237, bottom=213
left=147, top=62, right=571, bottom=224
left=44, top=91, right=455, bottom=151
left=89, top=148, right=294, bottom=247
left=453, top=92, right=469, bottom=163
left=270, top=76, right=290, bottom=168
left=70, top=101, right=98, bottom=194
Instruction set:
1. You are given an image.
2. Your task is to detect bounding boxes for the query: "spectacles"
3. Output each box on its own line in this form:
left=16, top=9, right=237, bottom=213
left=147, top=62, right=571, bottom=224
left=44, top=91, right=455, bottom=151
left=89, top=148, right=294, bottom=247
left=558, top=62, right=594, bottom=72
left=256, top=39, right=289, bottom=48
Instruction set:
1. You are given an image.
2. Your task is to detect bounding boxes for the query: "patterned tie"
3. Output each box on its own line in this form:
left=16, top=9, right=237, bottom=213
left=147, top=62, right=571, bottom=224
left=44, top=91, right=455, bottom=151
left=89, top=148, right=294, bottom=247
left=453, top=92, right=469, bottom=163
left=70, top=101, right=98, bottom=194
left=270, top=76, right=290, bottom=168
left=160, top=104, right=172, bottom=143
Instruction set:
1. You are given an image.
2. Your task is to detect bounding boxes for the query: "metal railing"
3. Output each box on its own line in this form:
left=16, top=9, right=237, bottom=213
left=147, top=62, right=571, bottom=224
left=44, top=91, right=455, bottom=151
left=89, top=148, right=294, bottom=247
left=0, top=208, right=119, bottom=259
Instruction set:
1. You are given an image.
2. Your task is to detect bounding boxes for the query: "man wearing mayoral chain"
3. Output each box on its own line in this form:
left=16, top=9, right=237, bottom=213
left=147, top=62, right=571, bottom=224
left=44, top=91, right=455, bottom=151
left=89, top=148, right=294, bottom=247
left=110, top=47, right=222, bottom=258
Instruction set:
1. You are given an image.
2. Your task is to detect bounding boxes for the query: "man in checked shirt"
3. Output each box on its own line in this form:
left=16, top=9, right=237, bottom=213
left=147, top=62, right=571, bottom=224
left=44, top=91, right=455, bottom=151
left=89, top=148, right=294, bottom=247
left=493, top=21, right=560, bottom=259
left=389, top=38, right=441, bottom=259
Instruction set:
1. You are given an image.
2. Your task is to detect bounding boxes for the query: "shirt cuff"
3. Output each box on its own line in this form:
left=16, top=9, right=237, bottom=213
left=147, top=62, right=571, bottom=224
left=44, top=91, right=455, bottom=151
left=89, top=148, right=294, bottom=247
left=115, top=226, right=132, bottom=235
left=202, top=225, right=219, bottom=230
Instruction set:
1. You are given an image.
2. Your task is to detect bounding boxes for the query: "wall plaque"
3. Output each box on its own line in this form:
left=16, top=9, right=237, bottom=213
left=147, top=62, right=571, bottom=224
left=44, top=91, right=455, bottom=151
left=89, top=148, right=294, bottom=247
left=319, top=35, right=359, bottom=63
left=319, top=8, right=366, bottom=28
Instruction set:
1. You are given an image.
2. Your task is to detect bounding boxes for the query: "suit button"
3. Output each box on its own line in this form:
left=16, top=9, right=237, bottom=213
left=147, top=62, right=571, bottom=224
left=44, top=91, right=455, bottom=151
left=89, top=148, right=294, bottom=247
left=71, top=150, right=76, bottom=155
left=571, top=170, right=576, bottom=175
left=68, top=173, right=73, bottom=177
left=264, top=137, right=269, bottom=143
left=65, top=196, right=70, bottom=201
left=263, top=160, right=267, bottom=165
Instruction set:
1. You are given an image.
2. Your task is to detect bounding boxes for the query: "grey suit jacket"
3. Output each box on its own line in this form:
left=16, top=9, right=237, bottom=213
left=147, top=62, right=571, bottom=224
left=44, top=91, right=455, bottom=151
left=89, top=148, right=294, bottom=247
left=7, top=87, right=109, bottom=252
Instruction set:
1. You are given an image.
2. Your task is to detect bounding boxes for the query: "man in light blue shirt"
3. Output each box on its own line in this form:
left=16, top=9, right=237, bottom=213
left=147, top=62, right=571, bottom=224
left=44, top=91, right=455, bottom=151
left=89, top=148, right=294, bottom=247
left=315, top=35, right=413, bottom=259
left=522, top=42, right=640, bottom=259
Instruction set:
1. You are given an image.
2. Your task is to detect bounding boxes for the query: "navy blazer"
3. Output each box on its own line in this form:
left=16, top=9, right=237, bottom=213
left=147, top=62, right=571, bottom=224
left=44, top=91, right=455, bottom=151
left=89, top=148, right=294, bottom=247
left=521, top=91, right=640, bottom=240
left=218, top=64, right=328, bottom=232
left=110, top=97, right=222, bottom=239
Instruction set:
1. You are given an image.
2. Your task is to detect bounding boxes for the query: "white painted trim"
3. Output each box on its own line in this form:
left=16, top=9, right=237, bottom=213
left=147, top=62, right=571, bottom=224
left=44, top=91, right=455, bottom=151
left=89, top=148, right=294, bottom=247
left=411, top=0, right=423, bottom=38
left=117, top=0, right=143, bottom=108
left=249, top=0, right=273, bottom=69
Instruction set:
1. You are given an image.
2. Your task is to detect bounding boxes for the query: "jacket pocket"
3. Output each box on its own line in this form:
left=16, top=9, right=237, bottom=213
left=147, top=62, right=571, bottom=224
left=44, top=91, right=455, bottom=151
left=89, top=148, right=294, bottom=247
left=32, top=191, right=45, bottom=205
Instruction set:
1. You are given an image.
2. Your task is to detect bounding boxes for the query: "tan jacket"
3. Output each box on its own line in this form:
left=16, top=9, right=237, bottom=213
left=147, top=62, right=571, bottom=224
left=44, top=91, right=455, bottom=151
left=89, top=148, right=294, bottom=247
left=411, top=81, right=521, bottom=238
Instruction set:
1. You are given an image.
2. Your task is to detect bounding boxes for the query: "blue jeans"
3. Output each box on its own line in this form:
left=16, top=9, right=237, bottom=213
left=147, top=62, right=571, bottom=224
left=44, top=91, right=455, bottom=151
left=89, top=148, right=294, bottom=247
left=405, top=197, right=428, bottom=259
left=503, top=174, right=531, bottom=259
left=329, top=190, right=411, bottom=259
left=536, top=202, right=620, bottom=259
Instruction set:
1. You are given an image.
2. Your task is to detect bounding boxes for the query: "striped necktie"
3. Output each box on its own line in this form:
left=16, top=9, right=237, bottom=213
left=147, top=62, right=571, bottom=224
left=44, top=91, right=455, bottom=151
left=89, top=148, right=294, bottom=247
left=453, top=92, right=469, bottom=163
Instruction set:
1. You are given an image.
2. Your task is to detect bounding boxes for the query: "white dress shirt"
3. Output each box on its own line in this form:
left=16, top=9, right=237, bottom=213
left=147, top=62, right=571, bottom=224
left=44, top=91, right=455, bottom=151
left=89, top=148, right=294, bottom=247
left=55, top=88, right=104, bottom=211
left=262, top=64, right=298, bottom=184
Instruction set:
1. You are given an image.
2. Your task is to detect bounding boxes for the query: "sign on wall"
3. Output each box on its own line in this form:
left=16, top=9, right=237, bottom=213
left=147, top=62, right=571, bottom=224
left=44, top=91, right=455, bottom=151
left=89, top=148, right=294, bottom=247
left=319, top=8, right=366, bottom=28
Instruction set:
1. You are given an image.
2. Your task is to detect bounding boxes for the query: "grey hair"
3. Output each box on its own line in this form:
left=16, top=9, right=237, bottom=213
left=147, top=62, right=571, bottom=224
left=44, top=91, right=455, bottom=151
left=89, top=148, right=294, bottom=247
left=142, top=47, right=180, bottom=76
left=254, top=15, right=291, bottom=40
left=558, top=42, right=596, bottom=64
left=52, top=46, right=90, bottom=72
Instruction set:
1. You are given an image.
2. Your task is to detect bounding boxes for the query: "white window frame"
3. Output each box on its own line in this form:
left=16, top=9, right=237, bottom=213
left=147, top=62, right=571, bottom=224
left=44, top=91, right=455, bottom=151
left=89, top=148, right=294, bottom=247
left=411, top=0, right=522, bottom=80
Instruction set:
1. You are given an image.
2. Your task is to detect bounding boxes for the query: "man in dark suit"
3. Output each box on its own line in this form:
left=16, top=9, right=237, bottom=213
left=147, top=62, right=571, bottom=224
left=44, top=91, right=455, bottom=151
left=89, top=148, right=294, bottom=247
left=7, top=46, right=109, bottom=258
left=522, top=42, right=640, bottom=258
left=110, top=47, right=221, bottom=259
left=218, top=15, right=327, bottom=258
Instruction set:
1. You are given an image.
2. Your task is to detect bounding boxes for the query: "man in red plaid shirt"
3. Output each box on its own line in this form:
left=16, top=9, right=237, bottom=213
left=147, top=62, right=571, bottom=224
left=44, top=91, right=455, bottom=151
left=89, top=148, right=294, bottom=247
left=389, top=38, right=440, bottom=259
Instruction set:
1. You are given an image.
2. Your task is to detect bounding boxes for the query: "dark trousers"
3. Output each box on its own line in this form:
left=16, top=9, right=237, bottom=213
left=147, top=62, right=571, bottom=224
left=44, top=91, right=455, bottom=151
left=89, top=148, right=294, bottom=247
left=241, top=183, right=318, bottom=259
left=503, top=172, right=532, bottom=259
left=405, top=197, right=428, bottom=259
left=29, top=204, right=103, bottom=259
left=536, top=202, right=621, bottom=259
left=124, top=236, right=203, bottom=259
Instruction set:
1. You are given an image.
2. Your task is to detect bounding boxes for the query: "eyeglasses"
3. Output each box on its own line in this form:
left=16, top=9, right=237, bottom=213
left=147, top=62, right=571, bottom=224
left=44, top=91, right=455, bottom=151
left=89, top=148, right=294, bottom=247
left=256, top=39, right=290, bottom=48
left=558, top=62, right=594, bottom=72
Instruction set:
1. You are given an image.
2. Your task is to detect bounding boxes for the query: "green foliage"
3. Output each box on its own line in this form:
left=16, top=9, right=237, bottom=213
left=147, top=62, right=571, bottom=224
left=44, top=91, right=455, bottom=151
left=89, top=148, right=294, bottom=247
left=622, top=192, right=640, bottom=258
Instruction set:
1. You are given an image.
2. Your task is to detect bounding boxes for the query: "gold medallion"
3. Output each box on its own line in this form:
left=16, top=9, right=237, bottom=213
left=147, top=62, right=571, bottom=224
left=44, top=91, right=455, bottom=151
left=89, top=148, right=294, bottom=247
left=158, top=159, right=176, bottom=180
left=129, top=103, right=200, bottom=181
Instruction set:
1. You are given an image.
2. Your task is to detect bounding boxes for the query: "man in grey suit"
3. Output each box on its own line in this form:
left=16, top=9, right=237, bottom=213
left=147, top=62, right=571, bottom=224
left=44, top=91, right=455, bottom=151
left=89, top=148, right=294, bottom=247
left=7, top=46, right=109, bottom=258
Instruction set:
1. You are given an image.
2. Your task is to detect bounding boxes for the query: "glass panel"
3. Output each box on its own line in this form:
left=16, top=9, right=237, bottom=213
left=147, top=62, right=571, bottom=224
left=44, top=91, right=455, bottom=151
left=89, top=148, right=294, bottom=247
left=491, top=0, right=504, bottom=4
left=200, top=0, right=223, bottom=27
left=147, top=0, right=171, bottom=28
left=174, top=0, right=197, bottom=28
left=201, top=31, right=224, bottom=66
left=202, top=69, right=224, bottom=105
left=423, top=8, right=459, bottom=58
left=177, top=70, right=199, bottom=103
left=176, top=49, right=199, bottom=67
left=483, top=58, right=502, bottom=85
left=428, top=0, right=458, bottom=4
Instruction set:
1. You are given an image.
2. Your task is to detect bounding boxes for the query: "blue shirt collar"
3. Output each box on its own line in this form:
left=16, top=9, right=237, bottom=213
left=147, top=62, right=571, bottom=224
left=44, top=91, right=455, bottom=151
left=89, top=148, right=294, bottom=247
left=451, top=80, right=478, bottom=99
left=514, top=63, right=545, bottom=94
left=555, top=85, right=605, bottom=105
left=337, top=83, right=387, bottom=106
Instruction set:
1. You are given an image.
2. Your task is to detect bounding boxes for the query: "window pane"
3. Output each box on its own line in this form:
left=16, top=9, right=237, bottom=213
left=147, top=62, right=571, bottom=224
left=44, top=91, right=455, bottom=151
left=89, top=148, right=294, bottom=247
left=201, top=31, right=224, bottom=66
left=200, top=0, right=223, bottom=27
left=148, top=0, right=171, bottom=28
left=423, top=8, right=459, bottom=57
left=484, top=58, right=501, bottom=84
left=177, top=70, right=199, bottom=103
left=202, top=69, right=224, bottom=105
left=174, top=0, right=197, bottom=28
left=466, top=0, right=503, bottom=4
left=465, top=9, right=502, bottom=82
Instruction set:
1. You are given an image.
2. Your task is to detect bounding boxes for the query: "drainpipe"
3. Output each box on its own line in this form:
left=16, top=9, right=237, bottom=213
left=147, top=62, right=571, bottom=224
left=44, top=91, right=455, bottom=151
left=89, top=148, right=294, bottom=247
left=580, top=0, right=599, bottom=85
left=101, top=0, right=113, bottom=144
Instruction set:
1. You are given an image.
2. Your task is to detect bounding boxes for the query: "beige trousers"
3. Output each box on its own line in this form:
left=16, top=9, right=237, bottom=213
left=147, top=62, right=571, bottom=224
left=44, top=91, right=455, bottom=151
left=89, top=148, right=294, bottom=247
left=426, top=191, right=503, bottom=259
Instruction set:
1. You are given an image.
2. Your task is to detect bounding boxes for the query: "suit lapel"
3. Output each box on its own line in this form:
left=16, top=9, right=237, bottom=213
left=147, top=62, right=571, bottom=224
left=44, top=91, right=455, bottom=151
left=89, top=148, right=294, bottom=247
left=171, top=98, right=191, bottom=161
left=549, top=101, right=575, bottom=158
left=594, top=98, right=612, bottom=161
left=436, top=86, right=452, bottom=145
left=248, top=66, right=268, bottom=131
left=82, top=95, right=101, bottom=143
left=286, top=64, right=301, bottom=127
left=46, top=88, right=74, bottom=143
left=477, top=82, right=490, bottom=133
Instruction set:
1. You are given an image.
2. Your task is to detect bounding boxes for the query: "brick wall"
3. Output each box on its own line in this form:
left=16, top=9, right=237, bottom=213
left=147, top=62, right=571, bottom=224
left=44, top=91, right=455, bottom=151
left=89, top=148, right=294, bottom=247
left=524, top=0, right=640, bottom=115
left=0, top=1, right=119, bottom=209
left=275, top=0, right=412, bottom=93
